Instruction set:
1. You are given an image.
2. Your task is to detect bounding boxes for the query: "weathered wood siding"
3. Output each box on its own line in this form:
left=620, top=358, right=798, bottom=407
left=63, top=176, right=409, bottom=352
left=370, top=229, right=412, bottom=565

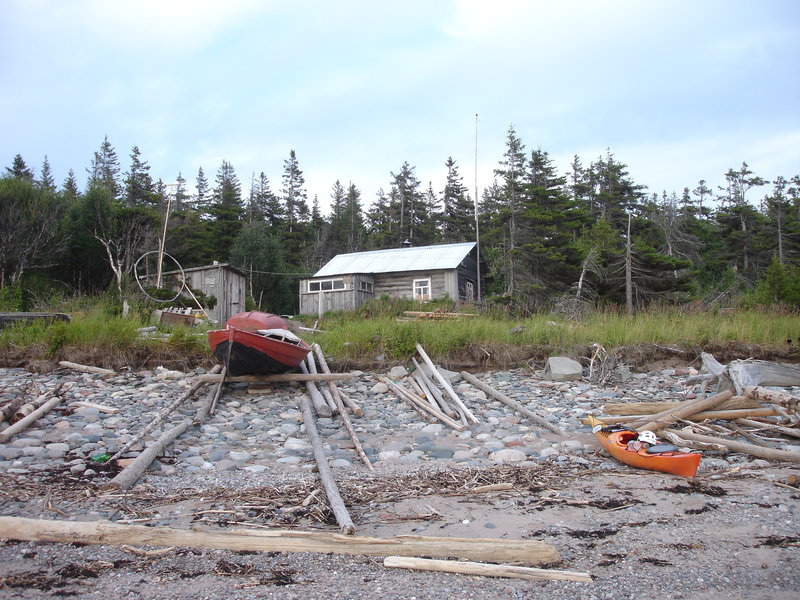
left=144, top=264, right=246, bottom=324
left=299, top=275, right=374, bottom=315
left=373, top=270, right=448, bottom=300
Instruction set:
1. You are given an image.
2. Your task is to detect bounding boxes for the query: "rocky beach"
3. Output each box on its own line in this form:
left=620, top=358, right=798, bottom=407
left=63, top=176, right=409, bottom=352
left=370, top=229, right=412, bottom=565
left=0, top=361, right=798, bottom=599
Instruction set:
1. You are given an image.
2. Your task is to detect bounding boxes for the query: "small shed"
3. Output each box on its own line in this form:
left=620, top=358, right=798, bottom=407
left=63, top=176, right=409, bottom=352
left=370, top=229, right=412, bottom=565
left=299, top=242, right=479, bottom=315
left=145, top=263, right=247, bottom=324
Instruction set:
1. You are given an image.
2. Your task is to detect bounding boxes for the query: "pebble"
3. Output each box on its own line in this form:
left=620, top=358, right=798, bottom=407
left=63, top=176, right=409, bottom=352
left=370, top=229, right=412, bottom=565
left=1, top=366, right=798, bottom=478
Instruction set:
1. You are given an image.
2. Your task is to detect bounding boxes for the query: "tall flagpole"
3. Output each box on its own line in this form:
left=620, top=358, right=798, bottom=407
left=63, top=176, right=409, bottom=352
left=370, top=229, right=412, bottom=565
left=474, top=113, right=481, bottom=303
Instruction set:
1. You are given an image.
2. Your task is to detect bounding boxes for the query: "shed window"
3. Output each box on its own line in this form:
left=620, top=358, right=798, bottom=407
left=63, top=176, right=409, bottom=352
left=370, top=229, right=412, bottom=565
left=413, top=278, right=431, bottom=301
left=359, top=280, right=373, bottom=293
left=309, top=278, right=345, bottom=292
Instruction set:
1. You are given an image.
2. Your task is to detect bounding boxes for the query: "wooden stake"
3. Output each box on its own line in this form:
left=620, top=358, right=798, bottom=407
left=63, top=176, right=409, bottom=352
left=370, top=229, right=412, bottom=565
left=416, top=344, right=478, bottom=424
left=299, top=395, right=356, bottom=533
left=460, top=371, right=566, bottom=436
left=0, top=516, right=560, bottom=566
left=383, top=556, right=591, bottom=583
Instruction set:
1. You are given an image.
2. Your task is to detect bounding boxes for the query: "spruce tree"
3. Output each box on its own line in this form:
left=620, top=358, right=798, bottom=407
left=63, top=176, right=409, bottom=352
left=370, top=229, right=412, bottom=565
left=5, top=154, right=34, bottom=181
left=209, top=160, right=244, bottom=261
left=87, top=136, right=121, bottom=199
left=37, top=155, right=56, bottom=193
left=441, top=157, right=475, bottom=243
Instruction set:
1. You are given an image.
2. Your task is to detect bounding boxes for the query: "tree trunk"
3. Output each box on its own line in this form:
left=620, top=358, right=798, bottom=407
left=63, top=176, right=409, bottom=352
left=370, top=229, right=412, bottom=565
left=0, top=516, right=560, bottom=566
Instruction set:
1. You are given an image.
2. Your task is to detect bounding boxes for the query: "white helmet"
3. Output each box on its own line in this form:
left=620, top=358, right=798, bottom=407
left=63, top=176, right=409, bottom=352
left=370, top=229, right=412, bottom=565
left=637, top=430, right=658, bottom=445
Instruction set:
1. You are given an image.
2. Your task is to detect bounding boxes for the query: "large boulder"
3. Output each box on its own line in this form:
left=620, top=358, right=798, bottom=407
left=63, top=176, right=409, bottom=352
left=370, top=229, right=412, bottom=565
left=543, top=356, right=583, bottom=381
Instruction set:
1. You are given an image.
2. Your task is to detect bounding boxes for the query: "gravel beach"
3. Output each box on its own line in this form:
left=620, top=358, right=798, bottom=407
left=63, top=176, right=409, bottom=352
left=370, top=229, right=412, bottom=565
left=0, top=362, right=798, bottom=599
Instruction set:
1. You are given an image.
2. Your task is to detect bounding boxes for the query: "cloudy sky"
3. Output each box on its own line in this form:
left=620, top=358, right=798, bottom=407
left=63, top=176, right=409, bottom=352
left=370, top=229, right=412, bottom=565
left=2, top=0, right=798, bottom=213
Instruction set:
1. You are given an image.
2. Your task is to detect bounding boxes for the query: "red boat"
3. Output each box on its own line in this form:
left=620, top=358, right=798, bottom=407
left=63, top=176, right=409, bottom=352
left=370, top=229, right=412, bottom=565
left=207, top=311, right=311, bottom=376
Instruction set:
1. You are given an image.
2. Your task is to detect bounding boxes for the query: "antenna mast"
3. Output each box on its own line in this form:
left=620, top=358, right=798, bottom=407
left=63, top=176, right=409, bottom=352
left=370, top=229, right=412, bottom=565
left=474, top=113, right=481, bottom=303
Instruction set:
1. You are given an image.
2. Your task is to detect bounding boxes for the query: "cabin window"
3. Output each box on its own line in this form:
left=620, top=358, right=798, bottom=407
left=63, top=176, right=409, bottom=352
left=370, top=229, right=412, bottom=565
left=413, top=278, right=431, bottom=301
left=359, top=280, right=373, bottom=293
left=309, top=278, right=345, bottom=292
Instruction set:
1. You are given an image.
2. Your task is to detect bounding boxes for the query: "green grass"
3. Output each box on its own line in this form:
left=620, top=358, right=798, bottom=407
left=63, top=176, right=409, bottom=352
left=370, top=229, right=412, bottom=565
left=306, top=307, right=799, bottom=362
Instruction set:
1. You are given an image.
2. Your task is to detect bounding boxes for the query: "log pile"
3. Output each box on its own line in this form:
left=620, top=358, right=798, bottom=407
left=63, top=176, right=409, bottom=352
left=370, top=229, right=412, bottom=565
left=588, top=353, right=800, bottom=466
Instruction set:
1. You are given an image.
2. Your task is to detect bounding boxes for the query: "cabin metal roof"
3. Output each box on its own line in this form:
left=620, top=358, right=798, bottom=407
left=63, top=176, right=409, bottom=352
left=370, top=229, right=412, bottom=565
left=313, top=242, right=476, bottom=277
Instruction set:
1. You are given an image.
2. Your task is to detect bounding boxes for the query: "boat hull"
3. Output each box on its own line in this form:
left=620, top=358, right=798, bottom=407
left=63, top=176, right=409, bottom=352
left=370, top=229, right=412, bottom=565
left=588, top=416, right=701, bottom=477
left=207, top=312, right=311, bottom=377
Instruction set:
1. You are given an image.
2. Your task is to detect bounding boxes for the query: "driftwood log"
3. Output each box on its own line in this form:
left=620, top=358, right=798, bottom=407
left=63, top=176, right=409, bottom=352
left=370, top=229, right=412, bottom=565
left=305, top=354, right=337, bottom=412
left=745, top=386, right=800, bottom=413
left=384, top=556, right=591, bottom=583
left=58, top=361, right=115, bottom=375
left=0, top=516, right=560, bottom=566
left=460, top=371, right=566, bottom=436
left=663, top=428, right=800, bottom=463
left=603, top=396, right=760, bottom=415
left=631, top=391, right=733, bottom=432
left=0, top=383, right=68, bottom=443
left=299, top=394, right=356, bottom=533
left=593, top=407, right=777, bottom=425
left=698, top=353, right=800, bottom=395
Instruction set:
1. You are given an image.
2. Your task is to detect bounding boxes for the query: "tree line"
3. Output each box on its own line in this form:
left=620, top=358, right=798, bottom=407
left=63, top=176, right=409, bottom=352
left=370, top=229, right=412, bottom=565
left=1, top=126, right=799, bottom=315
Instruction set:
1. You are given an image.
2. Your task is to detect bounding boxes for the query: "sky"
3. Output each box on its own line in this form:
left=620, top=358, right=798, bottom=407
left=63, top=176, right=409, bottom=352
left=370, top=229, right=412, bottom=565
left=2, top=0, right=799, bottom=214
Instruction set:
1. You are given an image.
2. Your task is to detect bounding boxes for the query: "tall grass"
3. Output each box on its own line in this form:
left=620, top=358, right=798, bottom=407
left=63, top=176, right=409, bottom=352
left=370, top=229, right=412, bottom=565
left=308, top=307, right=799, bottom=361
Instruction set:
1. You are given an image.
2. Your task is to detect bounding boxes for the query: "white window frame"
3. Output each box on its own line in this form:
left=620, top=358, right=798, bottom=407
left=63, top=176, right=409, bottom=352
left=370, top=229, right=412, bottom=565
left=413, top=278, right=431, bottom=301
left=465, top=281, right=474, bottom=301
left=309, top=278, right=345, bottom=292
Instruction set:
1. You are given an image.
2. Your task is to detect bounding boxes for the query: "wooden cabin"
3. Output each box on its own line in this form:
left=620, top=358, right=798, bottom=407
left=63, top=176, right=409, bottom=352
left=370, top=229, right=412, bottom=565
left=299, top=242, right=479, bottom=315
left=144, top=262, right=247, bottom=324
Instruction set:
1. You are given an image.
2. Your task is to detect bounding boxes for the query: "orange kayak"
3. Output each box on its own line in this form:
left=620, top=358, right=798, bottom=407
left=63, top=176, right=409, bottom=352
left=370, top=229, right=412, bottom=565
left=588, top=416, right=701, bottom=477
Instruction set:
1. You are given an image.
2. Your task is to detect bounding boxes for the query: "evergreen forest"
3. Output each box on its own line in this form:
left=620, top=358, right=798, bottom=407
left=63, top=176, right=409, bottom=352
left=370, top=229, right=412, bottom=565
left=2, top=126, right=799, bottom=316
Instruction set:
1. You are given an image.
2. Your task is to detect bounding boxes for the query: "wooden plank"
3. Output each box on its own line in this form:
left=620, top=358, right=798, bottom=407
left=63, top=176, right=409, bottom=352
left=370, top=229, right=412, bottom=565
left=0, top=517, right=561, bottom=567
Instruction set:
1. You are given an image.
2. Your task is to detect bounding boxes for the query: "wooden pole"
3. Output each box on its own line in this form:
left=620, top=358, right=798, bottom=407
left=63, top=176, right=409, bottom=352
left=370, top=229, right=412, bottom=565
left=306, top=353, right=337, bottom=412
left=416, top=344, right=478, bottom=424
left=208, top=365, right=227, bottom=416
left=662, top=428, right=800, bottom=463
left=312, top=344, right=363, bottom=417
left=299, top=395, right=356, bottom=533
left=631, top=390, right=734, bottom=432
left=734, top=418, right=800, bottom=439
left=0, top=516, right=560, bottom=566
left=379, top=376, right=465, bottom=431
left=460, top=371, right=565, bottom=436
left=384, top=556, right=591, bottom=583
left=298, top=362, right=333, bottom=418
left=412, top=357, right=456, bottom=417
